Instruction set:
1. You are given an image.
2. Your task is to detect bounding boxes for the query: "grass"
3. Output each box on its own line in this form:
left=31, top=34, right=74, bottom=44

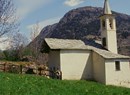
left=0, top=72, right=130, bottom=95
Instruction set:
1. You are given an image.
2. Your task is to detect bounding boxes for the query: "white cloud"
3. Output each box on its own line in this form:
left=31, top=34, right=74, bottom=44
left=27, top=17, right=61, bottom=33
left=64, top=0, right=85, bottom=7
left=15, top=0, right=51, bottom=20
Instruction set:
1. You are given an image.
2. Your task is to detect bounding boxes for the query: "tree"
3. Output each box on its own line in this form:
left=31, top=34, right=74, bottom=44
left=29, top=22, right=41, bottom=63
left=30, top=22, right=40, bottom=41
left=0, top=0, right=18, bottom=38
left=4, top=33, right=29, bottom=61
left=9, top=33, right=28, bottom=50
left=0, top=50, right=5, bottom=60
left=29, top=22, right=48, bottom=64
left=3, top=49, right=18, bottom=61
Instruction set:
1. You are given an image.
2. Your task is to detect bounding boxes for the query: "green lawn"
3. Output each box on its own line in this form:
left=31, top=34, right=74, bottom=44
left=0, top=72, right=130, bottom=95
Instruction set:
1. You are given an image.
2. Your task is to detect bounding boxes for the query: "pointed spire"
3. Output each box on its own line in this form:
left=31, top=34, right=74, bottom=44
left=104, top=0, right=112, bottom=14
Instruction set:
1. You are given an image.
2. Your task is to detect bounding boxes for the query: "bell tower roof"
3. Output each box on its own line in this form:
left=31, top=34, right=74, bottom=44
left=104, top=0, right=112, bottom=14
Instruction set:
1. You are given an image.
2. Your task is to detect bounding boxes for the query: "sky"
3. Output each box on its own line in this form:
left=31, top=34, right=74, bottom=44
left=14, top=0, right=130, bottom=38
left=0, top=0, right=130, bottom=50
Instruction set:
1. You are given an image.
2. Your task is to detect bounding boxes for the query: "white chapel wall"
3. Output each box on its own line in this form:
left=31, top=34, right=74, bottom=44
left=105, top=59, right=130, bottom=88
left=60, top=49, right=93, bottom=80
left=48, top=50, right=60, bottom=71
left=106, top=30, right=118, bottom=54
left=93, top=51, right=106, bottom=84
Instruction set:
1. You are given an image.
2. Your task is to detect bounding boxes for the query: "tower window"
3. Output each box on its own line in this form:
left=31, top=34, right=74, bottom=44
left=109, top=19, right=113, bottom=29
left=115, top=61, right=120, bottom=71
left=102, top=37, right=106, bottom=47
left=102, top=20, right=105, bottom=28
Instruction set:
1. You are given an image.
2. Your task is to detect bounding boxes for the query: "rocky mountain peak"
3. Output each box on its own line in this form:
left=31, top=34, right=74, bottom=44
left=29, top=6, right=130, bottom=56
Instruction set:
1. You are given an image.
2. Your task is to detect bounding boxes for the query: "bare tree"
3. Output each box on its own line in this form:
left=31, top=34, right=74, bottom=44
left=29, top=21, right=48, bottom=64
left=6, top=33, right=29, bottom=60
left=29, top=22, right=41, bottom=62
left=0, top=0, right=18, bottom=38
left=30, top=22, right=40, bottom=41
left=29, top=22, right=48, bottom=64
left=9, top=33, right=28, bottom=50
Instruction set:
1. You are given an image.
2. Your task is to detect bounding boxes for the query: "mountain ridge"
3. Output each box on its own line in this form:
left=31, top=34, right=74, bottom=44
left=28, top=6, right=130, bottom=56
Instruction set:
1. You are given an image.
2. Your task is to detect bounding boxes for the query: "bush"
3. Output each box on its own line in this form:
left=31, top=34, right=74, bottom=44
left=3, top=50, right=21, bottom=61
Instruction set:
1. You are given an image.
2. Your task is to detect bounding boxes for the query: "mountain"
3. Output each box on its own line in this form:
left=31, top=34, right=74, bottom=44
left=28, top=6, right=130, bottom=56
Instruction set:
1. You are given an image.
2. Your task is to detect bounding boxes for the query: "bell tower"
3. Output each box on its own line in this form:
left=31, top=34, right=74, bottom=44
left=100, top=0, right=118, bottom=54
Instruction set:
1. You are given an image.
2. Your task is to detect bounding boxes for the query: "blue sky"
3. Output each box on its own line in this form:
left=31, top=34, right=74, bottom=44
left=14, top=0, right=130, bottom=40
left=0, top=0, right=129, bottom=50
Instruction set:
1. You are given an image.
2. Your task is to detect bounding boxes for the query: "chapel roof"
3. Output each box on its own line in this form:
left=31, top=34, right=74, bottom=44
left=44, top=38, right=129, bottom=59
left=92, top=47, right=129, bottom=59
left=44, top=38, right=88, bottom=50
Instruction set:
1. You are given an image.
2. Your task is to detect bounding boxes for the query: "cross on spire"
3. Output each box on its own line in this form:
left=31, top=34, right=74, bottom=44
left=104, top=0, right=112, bottom=14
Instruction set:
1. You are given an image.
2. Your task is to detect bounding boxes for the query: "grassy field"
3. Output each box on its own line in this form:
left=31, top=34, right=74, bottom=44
left=0, top=72, right=130, bottom=95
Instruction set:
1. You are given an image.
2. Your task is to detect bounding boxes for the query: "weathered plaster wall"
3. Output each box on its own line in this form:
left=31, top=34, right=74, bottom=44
left=60, top=50, right=92, bottom=80
left=105, top=59, right=130, bottom=88
left=48, top=50, right=60, bottom=71
left=93, top=51, right=106, bottom=84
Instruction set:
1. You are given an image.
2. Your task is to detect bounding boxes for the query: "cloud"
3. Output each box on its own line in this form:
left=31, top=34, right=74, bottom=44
left=27, top=17, right=61, bottom=35
left=64, top=0, right=85, bottom=7
left=15, top=0, right=51, bottom=20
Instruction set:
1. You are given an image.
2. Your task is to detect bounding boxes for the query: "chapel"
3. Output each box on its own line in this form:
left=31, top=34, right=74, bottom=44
left=42, top=0, right=130, bottom=87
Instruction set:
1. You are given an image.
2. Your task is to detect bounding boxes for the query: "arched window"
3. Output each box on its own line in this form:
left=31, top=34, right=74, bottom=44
left=109, top=19, right=113, bottom=29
